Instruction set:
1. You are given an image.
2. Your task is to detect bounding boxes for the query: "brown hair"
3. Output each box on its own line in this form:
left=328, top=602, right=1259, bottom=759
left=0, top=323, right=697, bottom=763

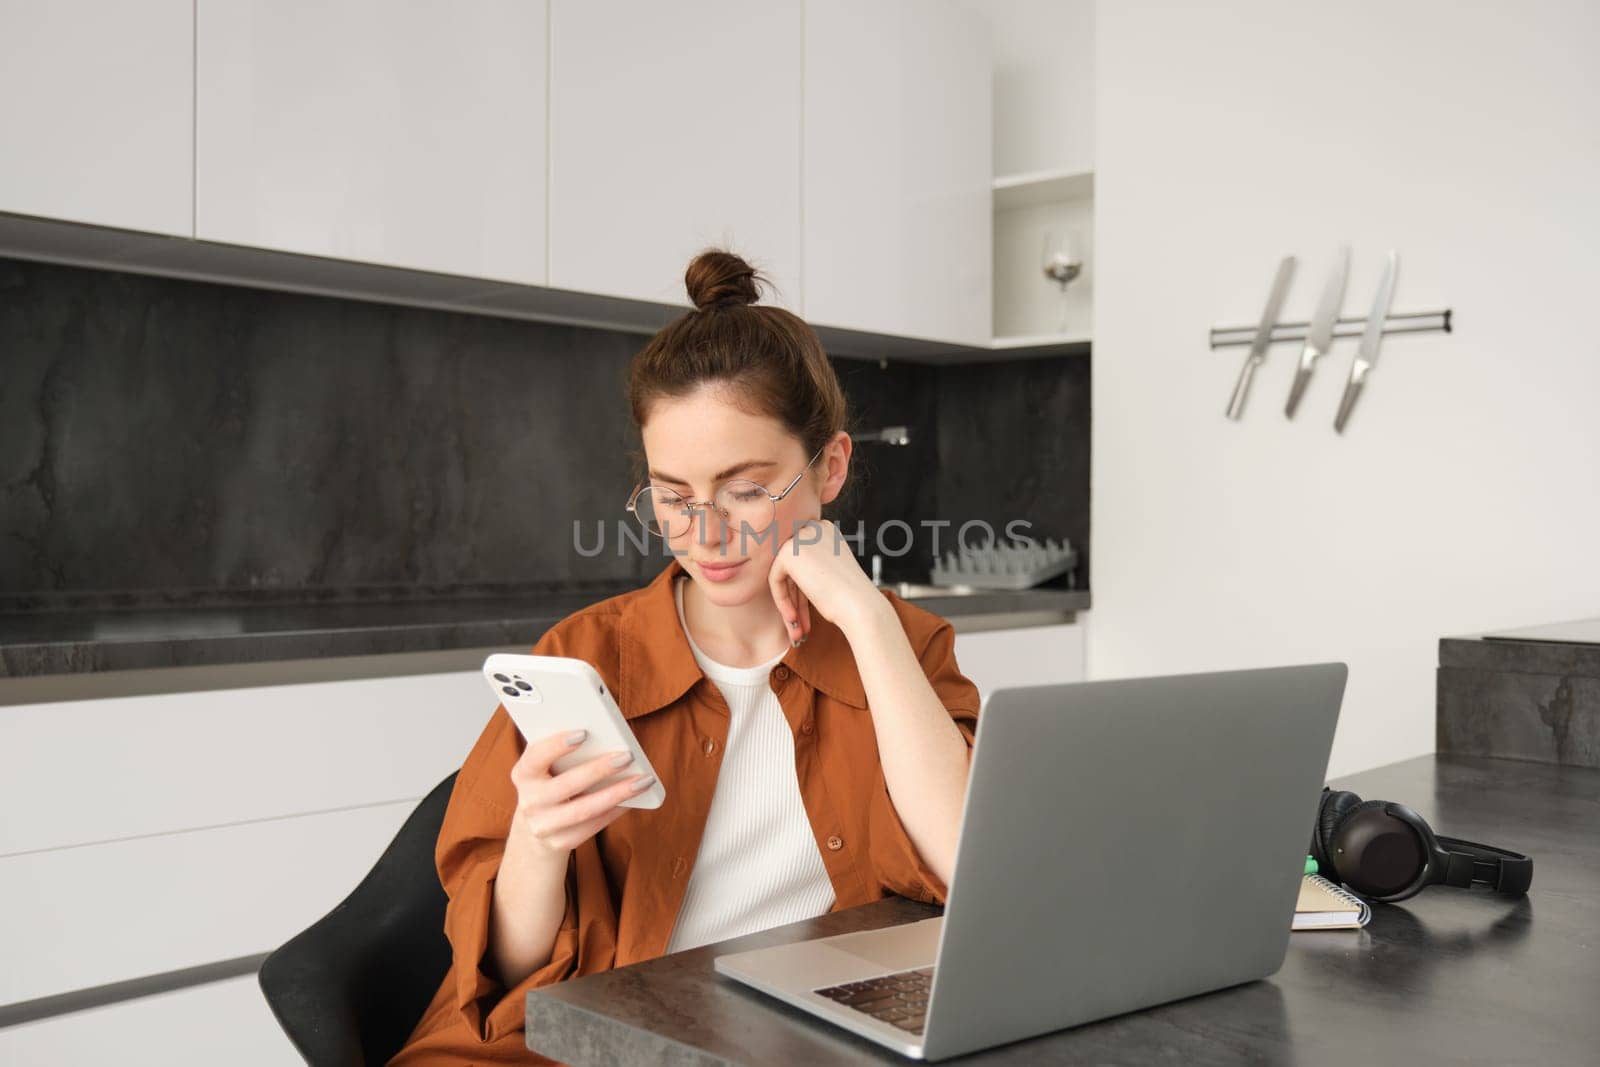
left=626, top=248, right=850, bottom=505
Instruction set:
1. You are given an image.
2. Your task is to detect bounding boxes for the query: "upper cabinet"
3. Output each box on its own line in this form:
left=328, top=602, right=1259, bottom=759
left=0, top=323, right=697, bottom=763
left=3, top=0, right=998, bottom=352
left=0, top=0, right=193, bottom=237
left=547, top=1, right=802, bottom=309
left=802, top=0, right=993, bottom=347
left=986, top=0, right=1095, bottom=178
left=195, top=0, right=549, bottom=285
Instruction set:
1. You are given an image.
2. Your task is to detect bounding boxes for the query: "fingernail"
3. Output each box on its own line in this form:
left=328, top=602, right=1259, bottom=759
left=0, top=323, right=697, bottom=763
left=565, top=729, right=587, bottom=746
left=610, top=751, right=634, bottom=767
left=629, top=775, right=656, bottom=793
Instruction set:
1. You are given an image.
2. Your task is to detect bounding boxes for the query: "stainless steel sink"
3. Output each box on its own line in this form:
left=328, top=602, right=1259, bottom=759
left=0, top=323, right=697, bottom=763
left=878, top=581, right=978, bottom=599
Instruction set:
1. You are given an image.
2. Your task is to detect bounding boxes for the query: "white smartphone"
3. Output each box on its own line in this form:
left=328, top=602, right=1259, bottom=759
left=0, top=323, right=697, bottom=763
left=482, top=653, right=666, bottom=809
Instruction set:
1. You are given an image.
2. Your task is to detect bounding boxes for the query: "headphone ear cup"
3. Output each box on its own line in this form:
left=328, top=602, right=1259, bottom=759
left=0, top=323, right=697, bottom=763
left=1311, top=789, right=1363, bottom=880
left=1331, top=799, right=1431, bottom=900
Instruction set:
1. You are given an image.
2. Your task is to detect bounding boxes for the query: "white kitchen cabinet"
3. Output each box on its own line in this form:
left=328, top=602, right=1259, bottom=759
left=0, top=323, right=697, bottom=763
left=196, top=0, right=548, bottom=285
left=0, top=670, right=495, bottom=857
left=0, top=0, right=192, bottom=237
left=1, top=801, right=412, bottom=1006
left=803, top=0, right=993, bottom=346
left=0, top=665, right=494, bottom=1006
left=547, top=0, right=802, bottom=309
left=0, top=973, right=296, bottom=1067
left=980, top=0, right=1096, bottom=179
left=954, top=621, right=1085, bottom=703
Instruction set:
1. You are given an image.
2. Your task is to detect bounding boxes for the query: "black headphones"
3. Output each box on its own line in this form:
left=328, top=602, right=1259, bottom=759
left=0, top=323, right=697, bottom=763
left=1310, top=787, right=1533, bottom=903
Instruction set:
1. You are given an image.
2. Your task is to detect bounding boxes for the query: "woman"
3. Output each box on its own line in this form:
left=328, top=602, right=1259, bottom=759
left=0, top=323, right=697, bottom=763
left=390, top=250, right=981, bottom=1065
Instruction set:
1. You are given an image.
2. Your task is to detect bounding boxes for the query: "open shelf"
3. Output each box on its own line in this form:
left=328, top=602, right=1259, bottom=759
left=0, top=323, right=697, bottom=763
left=992, top=168, right=1095, bottom=211
left=989, top=333, right=1091, bottom=358
left=992, top=332, right=1091, bottom=349
left=991, top=167, right=1094, bottom=346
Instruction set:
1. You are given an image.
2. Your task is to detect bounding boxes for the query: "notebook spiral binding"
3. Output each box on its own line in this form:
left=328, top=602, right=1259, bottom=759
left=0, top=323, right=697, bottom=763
left=1303, top=873, right=1373, bottom=928
left=1309, top=874, right=1368, bottom=909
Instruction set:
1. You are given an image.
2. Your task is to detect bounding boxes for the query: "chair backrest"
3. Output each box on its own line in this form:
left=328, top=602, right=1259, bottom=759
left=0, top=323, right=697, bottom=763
left=260, top=772, right=459, bottom=1066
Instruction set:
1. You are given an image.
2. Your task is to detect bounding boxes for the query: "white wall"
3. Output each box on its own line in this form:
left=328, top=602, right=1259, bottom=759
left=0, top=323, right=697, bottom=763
left=1090, top=0, right=1600, bottom=776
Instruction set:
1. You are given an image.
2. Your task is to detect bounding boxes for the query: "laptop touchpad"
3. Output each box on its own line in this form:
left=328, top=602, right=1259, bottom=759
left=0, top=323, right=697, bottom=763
left=823, top=917, right=943, bottom=972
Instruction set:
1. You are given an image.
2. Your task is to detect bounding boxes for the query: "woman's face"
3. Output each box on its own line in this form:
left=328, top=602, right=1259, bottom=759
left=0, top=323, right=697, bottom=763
left=640, top=385, right=843, bottom=605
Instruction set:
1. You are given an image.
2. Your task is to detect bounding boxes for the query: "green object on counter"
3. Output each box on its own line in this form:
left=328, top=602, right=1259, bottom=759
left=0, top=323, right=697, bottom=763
left=1304, top=855, right=1318, bottom=875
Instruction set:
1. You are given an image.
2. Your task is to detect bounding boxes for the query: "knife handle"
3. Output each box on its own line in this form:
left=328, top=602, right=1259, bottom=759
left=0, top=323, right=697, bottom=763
left=1226, top=357, right=1260, bottom=420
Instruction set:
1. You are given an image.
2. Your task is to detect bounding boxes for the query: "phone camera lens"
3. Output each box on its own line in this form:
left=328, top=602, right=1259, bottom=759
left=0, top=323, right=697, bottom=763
left=515, top=680, right=532, bottom=691
left=493, top=673, right=510, bottom=683
left=501, top=685, right=518, bottom=697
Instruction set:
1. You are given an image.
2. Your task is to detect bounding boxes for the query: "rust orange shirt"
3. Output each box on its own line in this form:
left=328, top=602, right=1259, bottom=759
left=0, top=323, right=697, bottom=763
left=390, top=556, right=981, bottom=1065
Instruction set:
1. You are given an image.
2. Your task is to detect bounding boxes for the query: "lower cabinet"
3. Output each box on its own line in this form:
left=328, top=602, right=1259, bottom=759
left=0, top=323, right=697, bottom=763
left=2, top=801, right=414, bottom=1006
left=0, top=664, right=496, bottom=1042
left=0, top=972, right=297, bottom=1067
left=953, top=621, right=1087, bottom=702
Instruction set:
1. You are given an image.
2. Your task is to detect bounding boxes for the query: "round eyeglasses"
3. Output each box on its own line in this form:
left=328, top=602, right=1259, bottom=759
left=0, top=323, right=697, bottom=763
left=626, top=446, right=825, bottom=541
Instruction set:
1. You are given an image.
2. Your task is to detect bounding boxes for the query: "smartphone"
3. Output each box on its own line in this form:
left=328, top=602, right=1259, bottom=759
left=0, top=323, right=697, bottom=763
left=482, top=653, right=665, bottom=809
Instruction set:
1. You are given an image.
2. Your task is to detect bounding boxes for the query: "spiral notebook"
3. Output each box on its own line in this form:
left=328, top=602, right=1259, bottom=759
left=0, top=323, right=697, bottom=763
left=1292, top=874, right=1371, bottom=930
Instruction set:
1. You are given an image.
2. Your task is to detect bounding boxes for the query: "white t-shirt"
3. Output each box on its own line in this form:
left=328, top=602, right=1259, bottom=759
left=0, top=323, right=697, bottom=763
left=663, top=575, right=837, bottom=953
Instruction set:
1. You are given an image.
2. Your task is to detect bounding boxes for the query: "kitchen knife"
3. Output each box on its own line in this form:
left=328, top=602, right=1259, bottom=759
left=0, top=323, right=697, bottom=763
left=1334, top=250, right=1399, bottom=434
left=1226, top=256, right=1296, bottom=420
left=1284, top=245, right=1350, bottom=418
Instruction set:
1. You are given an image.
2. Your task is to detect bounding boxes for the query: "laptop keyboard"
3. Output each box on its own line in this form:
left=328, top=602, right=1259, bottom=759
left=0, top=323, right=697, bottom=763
left=813, top=967, right=934, bottom=1034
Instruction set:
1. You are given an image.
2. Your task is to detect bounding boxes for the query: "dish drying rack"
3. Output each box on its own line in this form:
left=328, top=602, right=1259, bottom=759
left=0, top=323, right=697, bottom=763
left=930, top=536, right=1078, bottom=591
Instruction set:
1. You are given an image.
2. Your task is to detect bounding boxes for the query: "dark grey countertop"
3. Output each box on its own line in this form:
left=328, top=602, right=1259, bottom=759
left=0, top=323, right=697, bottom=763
left=525, top=754, right=1599, bottom=1065
left=0, top=591, right=606, bottom=679
left=0, top=584, right=1089, bottom=680
left=1440, top=615, right=1600, bottom=676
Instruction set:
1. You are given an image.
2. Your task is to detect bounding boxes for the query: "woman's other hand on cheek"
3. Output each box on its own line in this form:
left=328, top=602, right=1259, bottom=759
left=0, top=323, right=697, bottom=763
left=766, top=519, right=890, bottom=643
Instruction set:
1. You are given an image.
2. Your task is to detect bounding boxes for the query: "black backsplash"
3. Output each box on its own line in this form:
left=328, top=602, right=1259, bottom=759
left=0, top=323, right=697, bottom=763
left=0, top=257, right=1088, bottom=611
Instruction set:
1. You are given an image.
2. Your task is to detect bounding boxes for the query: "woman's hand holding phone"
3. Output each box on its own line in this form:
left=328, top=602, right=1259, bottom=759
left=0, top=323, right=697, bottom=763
left=489, top=727, right=655, bottom=988
left=484, top=652, right=663, bottom=986
left=510, top=728, right=657, bottom=853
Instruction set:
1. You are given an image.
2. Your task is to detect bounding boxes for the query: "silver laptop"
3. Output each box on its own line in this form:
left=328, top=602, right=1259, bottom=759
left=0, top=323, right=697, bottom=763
left=714, top=663, right=1347, bottom=1061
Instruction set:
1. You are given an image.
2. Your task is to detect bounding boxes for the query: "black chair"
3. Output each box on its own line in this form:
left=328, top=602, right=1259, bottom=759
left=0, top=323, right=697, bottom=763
left=260, top=772, right=458, bottom=1066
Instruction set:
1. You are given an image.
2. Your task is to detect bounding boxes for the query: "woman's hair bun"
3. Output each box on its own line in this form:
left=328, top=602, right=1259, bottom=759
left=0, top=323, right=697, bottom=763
left=685, top=248, right=763, bottom=312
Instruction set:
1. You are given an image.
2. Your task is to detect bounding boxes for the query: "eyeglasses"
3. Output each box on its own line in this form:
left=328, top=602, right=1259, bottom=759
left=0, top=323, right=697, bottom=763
left=626, top=446, right=825, bottom=541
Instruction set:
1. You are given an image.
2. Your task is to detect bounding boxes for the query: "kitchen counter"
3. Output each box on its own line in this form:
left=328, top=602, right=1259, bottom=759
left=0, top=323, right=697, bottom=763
left=1439, top=616, right=1600, bottom=676
left=0, top=582, right=1089, bottom=683
left=522, top=754, right=1599, bottom=1064
left=1437, top=616, right=1600, bottom=769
